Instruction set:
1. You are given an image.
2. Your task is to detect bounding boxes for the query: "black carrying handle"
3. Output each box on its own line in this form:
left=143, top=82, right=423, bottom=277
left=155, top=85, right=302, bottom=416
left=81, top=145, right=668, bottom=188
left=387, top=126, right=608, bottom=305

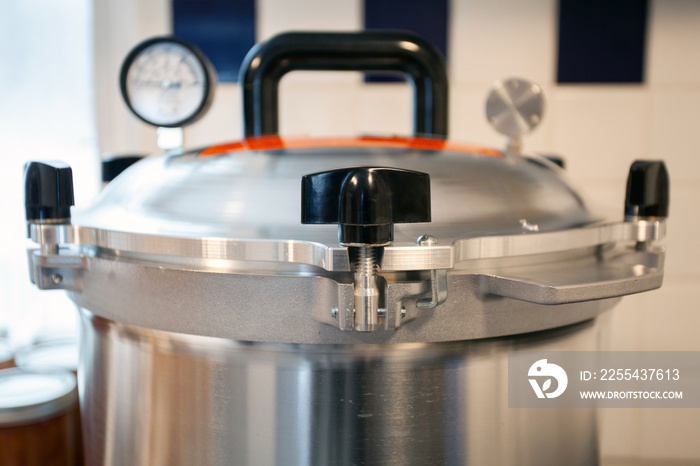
left=239, top=31, right=449, bottom=139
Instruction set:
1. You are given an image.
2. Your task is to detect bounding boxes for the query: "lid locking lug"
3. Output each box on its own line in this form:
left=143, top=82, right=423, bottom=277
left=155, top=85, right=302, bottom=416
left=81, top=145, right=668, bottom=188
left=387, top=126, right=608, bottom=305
left=302, top=167, right=431, bottom=332
left=23, top=161, right=85, bottom=291
left=623, top=160, right=669, bottom=250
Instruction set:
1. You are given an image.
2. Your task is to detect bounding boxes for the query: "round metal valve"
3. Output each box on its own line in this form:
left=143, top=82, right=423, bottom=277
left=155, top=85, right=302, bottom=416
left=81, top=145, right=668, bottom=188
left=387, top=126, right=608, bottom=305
left=486, top=77, right=545, bottom=142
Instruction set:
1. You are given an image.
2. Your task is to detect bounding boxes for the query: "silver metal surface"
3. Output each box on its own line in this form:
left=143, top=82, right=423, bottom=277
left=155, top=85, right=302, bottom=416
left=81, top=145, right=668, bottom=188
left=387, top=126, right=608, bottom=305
left=27, top=214, right=665, bottom=342
left=79, top=310, right=604, bottom=466
left=486, top=78, right=545, bottom=153
left=416, top=268, right=448, bottom=309
left=27, top=219, right=665, bottom=272
left=71, top=146, right=594, bottom=244
left=476, top=247, right=664, bottom=304
left=27, top=248, right=87, bottom=292
left=352, top=247, right=381, bottom=332
left=48, top=243, right=653, bottom=344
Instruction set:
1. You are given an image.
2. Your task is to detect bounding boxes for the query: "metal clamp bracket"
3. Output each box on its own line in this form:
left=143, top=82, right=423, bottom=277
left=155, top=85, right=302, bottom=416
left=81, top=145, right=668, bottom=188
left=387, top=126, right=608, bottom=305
left=28, top=249, right=87, bottom=292
left=415, top=235, right=448, bottom=309
left=417, top=269, right=448, bottom=309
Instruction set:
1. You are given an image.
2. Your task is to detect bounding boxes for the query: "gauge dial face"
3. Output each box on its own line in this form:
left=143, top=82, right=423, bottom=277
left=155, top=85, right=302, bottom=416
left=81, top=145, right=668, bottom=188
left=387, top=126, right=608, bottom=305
left=121, top=38, right=214, bottom=127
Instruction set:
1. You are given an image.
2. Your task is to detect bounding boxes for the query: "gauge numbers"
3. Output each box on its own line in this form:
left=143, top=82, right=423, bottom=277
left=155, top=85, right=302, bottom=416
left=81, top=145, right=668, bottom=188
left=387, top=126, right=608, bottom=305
left=120, top=37, right=215, bottom=127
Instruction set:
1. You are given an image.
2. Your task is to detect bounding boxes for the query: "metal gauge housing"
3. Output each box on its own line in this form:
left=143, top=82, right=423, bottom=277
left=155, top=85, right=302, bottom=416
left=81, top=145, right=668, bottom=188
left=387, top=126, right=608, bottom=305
left=120, top=36, right=216, bottom=128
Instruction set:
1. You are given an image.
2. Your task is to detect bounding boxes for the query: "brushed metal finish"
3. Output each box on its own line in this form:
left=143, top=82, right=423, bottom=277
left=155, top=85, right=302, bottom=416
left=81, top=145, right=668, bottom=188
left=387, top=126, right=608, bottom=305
left=27, top=220, right=665, bottom=272
left=79, top=310, right=604, bottom=466
left=486, top=78, right=544, bottom=138
left=71, top=146, right=595, bottom=243
left=63, top=251, right=634, bottom=344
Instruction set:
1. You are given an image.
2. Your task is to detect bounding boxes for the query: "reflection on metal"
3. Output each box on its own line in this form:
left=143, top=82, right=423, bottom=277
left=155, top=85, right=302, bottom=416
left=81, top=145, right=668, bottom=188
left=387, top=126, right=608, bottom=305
left=79, top=311, right=603, bottom=465
left=352, top=246, right=381, bottom=332
left=28, top=219, right=665, bottom=272
left=26, top=216, right=665, bottom=340
left=519, top=219, right=539, bottom=232
left=69, top=147, right=597, bottom=244
left=21, top=243, right=660, bottom=344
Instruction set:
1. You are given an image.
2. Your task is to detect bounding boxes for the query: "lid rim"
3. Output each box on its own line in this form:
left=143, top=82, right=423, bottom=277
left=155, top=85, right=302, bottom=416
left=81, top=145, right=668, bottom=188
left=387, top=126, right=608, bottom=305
left=28, top=219, right=663, bottom=273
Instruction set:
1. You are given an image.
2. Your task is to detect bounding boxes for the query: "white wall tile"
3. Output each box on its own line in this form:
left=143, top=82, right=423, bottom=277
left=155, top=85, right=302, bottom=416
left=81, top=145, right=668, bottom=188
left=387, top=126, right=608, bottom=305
left=449, top=0, right=557, bottom=87
left=549, top=87, right=651, bottom=182
left=94, top=0, right=169, bottom=155
left=190, top=80, right=415, bottom=141
left=573, top=179, right=626, bottom=223
left=256, top=0, right=362, bottom=85
left=604, top=294, right=646, bottom=352
left=649, top=92, right=700, bottom=183
left=647, top=0, right=700, bottom=86
left=599, top=408, right=641, bottom=459
left=257, top=0, right=361, bottom=40
left=600, top=281, right=700, bottom=463
left=278, top=80, right=363, bottom=136
left=451, top=87, right=509, bottom=147
left=600, top=268, right=700, bottom=356
left=356, top=83, right=413, bottom=136
left=656, top=183, right=700, bottom=281
left=640, top=280, right=700, bottom=351
left=184, top=84, right=242, bottom=147
left=638, top=408, right=700, bottom=461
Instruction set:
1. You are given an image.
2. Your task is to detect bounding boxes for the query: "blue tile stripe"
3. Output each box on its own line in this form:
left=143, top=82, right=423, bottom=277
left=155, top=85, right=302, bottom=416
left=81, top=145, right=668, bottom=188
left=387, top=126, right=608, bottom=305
left=557, top=0, right=648, bottom=83
left=172, top=0, right=255, bottom=82
left=171, top=0, right=649, bottom=85
left=364, top=0, right=449, bottom=82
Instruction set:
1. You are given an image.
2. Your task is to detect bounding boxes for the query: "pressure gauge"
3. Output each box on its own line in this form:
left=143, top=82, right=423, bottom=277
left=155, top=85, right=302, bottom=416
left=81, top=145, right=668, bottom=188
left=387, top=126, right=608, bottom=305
left=120, top=37, right=216, bottom=128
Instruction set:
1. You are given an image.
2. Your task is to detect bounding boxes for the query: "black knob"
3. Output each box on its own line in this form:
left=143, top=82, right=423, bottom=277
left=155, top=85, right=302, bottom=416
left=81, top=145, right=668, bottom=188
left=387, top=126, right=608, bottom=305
left=301, top=167, right=431, bottom=245
left=544, top=155, right=565, bottom=169
left=102, top=155, right=144, bottom=183
left=24, top=161, right=75, bottom=223
left=624, top=160, right=669, bottom=219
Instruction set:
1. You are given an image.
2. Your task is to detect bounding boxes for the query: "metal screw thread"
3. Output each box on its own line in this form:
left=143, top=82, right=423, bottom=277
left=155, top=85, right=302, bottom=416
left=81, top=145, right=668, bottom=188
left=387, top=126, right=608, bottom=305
left=353, top=246, right=379, bottom=332
left=355, top=246, right=378, bottom=275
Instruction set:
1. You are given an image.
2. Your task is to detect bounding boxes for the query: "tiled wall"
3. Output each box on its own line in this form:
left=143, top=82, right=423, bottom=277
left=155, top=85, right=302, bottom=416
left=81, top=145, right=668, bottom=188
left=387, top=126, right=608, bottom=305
left=95, top=0, right=700, bottom=462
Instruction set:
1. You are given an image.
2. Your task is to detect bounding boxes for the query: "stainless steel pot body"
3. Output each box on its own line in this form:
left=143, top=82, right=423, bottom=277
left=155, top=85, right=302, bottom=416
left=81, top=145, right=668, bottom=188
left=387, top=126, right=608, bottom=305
left=79, top=309, right=607, bottom=466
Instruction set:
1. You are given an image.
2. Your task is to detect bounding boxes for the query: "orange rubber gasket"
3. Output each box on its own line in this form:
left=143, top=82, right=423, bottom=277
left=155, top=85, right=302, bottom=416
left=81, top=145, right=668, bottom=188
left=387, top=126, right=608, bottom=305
left=198, top=135, right=503, bottom=157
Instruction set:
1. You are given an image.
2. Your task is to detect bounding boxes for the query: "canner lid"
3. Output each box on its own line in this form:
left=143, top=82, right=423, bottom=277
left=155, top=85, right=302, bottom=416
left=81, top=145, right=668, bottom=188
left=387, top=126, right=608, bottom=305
left=75, top=136, right=595, bottom=245
left=25, top=136, right=667, bottom=344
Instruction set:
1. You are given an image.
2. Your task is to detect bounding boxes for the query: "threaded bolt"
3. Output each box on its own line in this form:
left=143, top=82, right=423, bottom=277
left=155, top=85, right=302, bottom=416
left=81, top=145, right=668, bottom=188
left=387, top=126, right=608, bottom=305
left=353, top=246, right=380, bottom=332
